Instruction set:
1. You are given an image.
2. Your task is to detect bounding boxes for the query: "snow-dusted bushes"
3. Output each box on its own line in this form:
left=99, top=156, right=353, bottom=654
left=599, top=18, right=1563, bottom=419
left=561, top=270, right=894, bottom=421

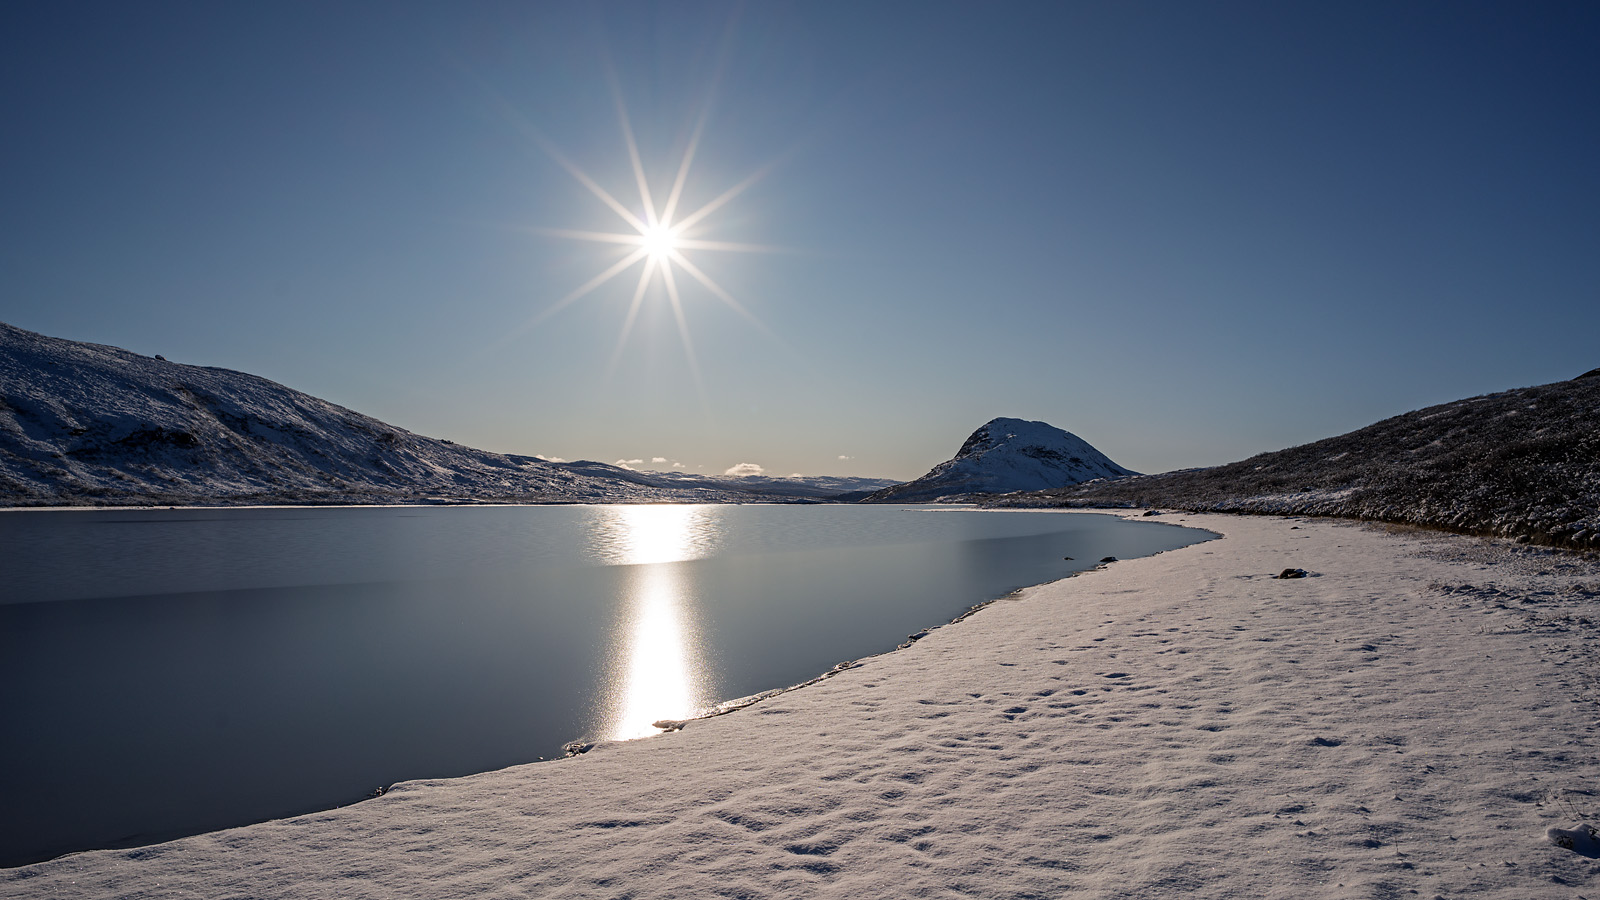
left=994, top=374, right=1600, bottom=550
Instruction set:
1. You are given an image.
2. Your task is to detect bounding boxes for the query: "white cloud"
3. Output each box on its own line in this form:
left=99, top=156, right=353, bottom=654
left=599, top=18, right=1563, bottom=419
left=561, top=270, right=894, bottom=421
left=671, top=462, right=686, bottom=469
left=788, top=473, right=804, bottom=478
left=614, top=458, right=643, bottom=470
left=651, top=457, right=667, bottom=464
left=838, top=455, right=853, bottom=460
left=535, top=454, right=568, bottom=463
left=724, top=462, right=765, bottom=477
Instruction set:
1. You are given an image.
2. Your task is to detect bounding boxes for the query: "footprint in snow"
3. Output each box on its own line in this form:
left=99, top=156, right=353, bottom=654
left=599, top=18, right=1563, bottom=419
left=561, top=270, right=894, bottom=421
left=1548, top=823, right=1600, bottom=857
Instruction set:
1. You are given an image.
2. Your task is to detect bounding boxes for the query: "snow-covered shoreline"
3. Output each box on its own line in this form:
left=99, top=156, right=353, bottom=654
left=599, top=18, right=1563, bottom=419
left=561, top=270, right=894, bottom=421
left=6, top=511, right=1600, bottom=898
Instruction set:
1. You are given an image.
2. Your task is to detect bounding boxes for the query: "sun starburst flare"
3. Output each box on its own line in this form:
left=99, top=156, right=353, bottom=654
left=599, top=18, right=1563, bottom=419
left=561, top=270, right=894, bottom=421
left=516, top=83, right=780, bottom=386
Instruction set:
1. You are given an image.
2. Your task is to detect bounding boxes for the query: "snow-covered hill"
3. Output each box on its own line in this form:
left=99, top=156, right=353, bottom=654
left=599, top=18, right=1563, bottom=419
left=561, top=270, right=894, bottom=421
left=0, top=323, right=879, bottom=507
left=994, top=372, right=1600, bottom=550
left=864, top=417, right=1137, bottom=503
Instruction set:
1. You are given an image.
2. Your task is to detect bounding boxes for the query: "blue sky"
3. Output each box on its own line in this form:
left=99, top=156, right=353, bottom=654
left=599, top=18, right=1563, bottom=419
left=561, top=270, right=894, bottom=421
left=3, top=2, right=1596, bottom=480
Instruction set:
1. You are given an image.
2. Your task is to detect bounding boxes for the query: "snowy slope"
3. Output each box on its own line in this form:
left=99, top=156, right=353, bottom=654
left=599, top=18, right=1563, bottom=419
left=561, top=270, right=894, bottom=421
left=865, top=417, right=1137, bottom=503
left=0, top=322, right=869, bottom=506
left=998, top=371, right=1600, bottom=550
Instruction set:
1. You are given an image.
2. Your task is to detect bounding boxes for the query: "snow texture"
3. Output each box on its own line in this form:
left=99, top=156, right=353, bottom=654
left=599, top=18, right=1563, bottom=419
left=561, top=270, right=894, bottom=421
left=996, top=374, right=1600, bottom=551
left=8, top=513, right=1600, bottom=898
left=867, top=417, right=1137, bottom=503
left=0, top=322, right=891, bottom=506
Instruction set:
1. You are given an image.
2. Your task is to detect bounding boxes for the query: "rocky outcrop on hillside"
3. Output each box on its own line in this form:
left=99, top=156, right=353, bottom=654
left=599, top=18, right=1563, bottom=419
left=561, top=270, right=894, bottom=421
left=991, top=373, right=1600, bottom=550
left=865, top=417, right=1136, bottom=503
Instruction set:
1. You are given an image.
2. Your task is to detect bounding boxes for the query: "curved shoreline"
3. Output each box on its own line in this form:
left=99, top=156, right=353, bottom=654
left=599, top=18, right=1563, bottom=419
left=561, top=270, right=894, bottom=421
left=627, top=517, right=1223, bottom=749
left=6, top=510, right=1598, bottom=898
left=0, top=506, right=1207, bottom=868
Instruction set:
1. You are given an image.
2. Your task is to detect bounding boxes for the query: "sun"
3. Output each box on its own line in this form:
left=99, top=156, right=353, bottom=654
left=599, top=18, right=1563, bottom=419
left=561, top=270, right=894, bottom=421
left=516, top=84, right=776, bottom=384
left=639, top=223, right=677, bottom=259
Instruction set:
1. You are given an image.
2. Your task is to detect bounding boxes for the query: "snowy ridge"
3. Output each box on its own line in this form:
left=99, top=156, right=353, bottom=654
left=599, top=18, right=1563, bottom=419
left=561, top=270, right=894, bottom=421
left=865, top=417, right=1137, bottom=503
left=994, top=372, right=1600, bottom=550
left=0, top=322, right=876, bottom=506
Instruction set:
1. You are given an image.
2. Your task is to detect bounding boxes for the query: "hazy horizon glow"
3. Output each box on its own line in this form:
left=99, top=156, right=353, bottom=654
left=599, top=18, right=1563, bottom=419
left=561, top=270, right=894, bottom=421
left=2, top=3, right=1597, bottom=480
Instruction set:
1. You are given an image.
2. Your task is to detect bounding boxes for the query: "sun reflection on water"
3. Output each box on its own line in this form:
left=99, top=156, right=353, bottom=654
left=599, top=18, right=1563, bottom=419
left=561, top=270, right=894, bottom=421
left=595, top=505, right=715, bottom=741
left=588, top=503, right=720, bottom=566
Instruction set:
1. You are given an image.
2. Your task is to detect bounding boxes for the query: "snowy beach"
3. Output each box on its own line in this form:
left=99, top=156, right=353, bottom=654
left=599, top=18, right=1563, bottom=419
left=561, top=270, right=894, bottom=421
left=7, top=511, right=1600, bottom=899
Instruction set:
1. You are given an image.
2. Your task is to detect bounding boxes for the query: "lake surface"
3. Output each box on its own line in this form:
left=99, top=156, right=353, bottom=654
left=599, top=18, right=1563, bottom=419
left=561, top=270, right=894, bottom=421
left=0, top=504, right=1211, bottom=867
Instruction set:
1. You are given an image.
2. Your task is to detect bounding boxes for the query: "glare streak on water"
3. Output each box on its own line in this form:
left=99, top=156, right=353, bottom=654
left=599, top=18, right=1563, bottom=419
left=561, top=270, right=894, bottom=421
left=589, top=503, right=721, bottom=566
left=0, top=504, right=1212, bottom=868
left=598, top=506, right=712, bottom=739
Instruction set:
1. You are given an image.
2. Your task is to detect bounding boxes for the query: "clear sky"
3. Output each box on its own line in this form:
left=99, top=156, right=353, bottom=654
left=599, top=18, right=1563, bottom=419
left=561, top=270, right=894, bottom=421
left=3, top=2, right=1597, bottom=480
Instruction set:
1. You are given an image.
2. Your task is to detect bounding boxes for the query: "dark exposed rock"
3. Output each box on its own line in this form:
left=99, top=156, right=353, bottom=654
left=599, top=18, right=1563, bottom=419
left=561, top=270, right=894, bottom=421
left=1276, top=568, right=1309, bottom=579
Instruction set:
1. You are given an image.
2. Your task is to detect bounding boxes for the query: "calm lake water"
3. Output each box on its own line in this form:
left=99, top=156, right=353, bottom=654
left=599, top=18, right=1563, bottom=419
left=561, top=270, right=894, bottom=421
left=0, top=504, right=1211, bottom=867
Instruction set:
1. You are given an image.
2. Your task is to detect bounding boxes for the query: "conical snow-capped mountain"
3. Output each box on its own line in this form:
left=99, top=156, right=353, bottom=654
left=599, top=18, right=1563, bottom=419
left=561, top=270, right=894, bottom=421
left=865, top=417, right=1137, bottom=503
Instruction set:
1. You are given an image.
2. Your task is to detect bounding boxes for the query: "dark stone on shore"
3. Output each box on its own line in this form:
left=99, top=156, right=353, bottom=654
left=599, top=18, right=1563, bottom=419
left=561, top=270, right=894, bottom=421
left=1276, top=568, right=1309, bottom=579
left=1099, top=556, right=1118, bottom=563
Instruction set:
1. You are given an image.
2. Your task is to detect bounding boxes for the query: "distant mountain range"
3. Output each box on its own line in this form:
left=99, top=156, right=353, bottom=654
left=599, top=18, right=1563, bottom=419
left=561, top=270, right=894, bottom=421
left=16, top=320, right=1590, bottom=549
left=0, top=322, right=895, bottom=507
left=545, top=460, right=898, bottom=501
left=865, top=417, right=1136, bottom=503
left=992, top=372, right=1600, bottom=551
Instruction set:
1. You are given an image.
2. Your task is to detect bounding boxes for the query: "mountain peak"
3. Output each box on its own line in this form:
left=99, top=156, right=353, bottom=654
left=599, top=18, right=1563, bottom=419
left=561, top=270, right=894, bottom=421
left=866, top=418, right=1137, bottom=503
left=956, top=417, right=1074, bottom=460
